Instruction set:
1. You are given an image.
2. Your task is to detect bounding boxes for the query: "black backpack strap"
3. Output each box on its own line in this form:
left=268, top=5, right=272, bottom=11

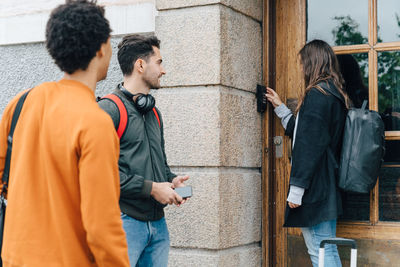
left=361, top=100, right=368, bottom=110
left=2, top=90, right=31, bottom=188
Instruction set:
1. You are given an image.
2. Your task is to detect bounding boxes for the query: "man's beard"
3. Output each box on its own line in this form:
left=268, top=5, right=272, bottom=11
left=144, top=76, right=161, bottom=89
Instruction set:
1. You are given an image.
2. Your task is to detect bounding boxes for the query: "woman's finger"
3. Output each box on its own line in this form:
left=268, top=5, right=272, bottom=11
left=267, top=87, right=277, bottom=95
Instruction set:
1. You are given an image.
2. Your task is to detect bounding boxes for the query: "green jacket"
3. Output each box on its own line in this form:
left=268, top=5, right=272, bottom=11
left=98, top=89, right=176, bottom=221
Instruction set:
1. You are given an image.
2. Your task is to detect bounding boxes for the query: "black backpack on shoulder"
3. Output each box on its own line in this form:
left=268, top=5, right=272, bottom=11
left=336, top=100, right=385, bottom=193
left=323, top=83, right=385, bottom=193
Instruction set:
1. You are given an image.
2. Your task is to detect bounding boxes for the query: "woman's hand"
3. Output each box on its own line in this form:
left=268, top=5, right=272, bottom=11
left=288, top=202, right=300, bottom=209
left=265, top=87, right=283, bottom=108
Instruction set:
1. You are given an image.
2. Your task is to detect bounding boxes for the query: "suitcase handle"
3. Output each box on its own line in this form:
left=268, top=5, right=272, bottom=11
left=320, top=237, right=357, bottom=249
left=319, top=238, right=357, bottom=267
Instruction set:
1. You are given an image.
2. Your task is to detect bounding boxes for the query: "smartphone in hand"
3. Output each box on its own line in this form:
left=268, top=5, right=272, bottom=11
left=174, top=186, right=192, bottom=199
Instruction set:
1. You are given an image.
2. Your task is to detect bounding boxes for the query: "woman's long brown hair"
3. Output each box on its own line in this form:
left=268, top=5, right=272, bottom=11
left=296, top=40, right=350, bottom=112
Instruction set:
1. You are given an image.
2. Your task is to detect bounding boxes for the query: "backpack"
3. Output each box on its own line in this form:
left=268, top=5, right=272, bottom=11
left=99, top=94, right=161, bottom=138
left=336, top=100, right=385, bottom=193
left=323, top=83, right=385, bottom=193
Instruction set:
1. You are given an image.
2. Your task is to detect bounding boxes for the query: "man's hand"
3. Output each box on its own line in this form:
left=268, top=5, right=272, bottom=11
left=172, top=175, right=189, bottom=188
left=151, top=182, right=182, bottom=205
left=171, top=175, right=190, bottom=205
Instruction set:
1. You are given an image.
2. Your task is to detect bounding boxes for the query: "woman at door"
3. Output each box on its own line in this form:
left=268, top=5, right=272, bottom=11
left=266, top=39, right=349, bottom=267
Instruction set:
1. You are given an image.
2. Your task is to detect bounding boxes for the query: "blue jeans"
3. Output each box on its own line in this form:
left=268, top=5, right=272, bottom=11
left=301, top=219, right=341, bottom=267
left=121, top=213, right=170, bottom=267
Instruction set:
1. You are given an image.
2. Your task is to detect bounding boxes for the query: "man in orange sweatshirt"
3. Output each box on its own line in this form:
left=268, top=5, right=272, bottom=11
left=0, top=1, right=130, bottom=266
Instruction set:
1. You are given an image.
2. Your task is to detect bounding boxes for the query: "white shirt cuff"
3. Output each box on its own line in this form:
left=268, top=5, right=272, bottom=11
left=287, top=185, right=305, bottom=205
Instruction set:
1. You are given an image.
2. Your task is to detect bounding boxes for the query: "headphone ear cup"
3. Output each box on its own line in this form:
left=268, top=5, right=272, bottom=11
left=119, top=84, right=156, bottom=114
left=135, top=94, right=155, bottom=114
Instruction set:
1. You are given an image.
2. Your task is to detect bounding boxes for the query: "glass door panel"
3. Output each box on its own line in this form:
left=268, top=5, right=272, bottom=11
left=307, top=0, right=368, bottom=46
left=340, top=192, right=370, bottom=221
left=377, top=0, right=400, bottom=43
left=384, top=140, right=400, bottom=164
left=380, top=141, right=400, bottom=222
left=378, top=50, right=400, bottom=131
left=379, top=167, right=400, bottom=221
left=337, top=53, right=369, bottom=108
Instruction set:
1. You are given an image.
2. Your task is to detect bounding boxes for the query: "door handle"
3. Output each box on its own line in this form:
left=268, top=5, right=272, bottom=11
left=273, top=136, right=283, bottom=158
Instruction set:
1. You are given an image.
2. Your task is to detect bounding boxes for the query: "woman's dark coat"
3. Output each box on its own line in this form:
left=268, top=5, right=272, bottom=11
left=283, top=81, right=347, bottom=227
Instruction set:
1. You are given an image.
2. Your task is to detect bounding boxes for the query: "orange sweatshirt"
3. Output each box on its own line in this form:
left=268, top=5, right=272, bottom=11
left=0, top=80, right=129, bottom=267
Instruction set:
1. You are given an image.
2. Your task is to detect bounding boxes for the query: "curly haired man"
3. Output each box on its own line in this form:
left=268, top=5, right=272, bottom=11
left=0, top=1, right=129, bottom=266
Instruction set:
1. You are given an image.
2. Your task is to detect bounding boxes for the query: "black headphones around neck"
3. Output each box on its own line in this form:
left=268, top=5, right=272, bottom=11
left=119, top=83, right=156, bottom=114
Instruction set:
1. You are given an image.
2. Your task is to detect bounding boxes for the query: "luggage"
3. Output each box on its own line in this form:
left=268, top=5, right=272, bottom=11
left=319, top=238, right=357, bottom=267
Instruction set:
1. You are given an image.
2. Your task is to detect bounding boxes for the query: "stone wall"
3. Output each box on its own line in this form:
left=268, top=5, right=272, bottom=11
left=0, top=0, right=264, bottom=265
left=154, top=1, right=263, bottom=266
left=0, top=38, right=127, bottom=113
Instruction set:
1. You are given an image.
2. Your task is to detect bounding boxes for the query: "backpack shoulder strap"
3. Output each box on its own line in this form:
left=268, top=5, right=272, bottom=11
left=152, top=107, right=161, bottom=128
left=101, top=94, right=128, bottom=138
left=2, top=89, right=31, bottom=187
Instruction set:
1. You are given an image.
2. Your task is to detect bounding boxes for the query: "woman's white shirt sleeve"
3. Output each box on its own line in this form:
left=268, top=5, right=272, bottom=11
left=287, top=185, right=305, bottom=205
left=274, top=104, right=305, bottom=205
left=274, top=104, right=293, bottom=130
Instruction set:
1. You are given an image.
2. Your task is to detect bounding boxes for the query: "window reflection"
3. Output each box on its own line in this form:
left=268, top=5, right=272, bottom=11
left=379, top=167, right=400, bottom=221
left=307, top=0, right=368, bottom=46
left=337, top=53, right=369, bottom=108
left=383, top=140, right=400, bottom=164
left=339, top=192, right=370, bottom=221
left=378, top=51, right=400, bottom=131
left=337, top=52, right=370, bottom=222
left=378, top=0, right=400, bottom=43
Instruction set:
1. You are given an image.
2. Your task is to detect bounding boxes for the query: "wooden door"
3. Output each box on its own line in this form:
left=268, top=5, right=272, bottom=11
left=263, top=0, right=400, bottom=266
left=271, top=0, right=306, bottom=266
left=262, top=0, right=306, bottom=266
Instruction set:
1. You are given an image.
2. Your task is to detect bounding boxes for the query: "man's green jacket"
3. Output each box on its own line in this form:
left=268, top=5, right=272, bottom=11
left=99, top=89, right=176, bottom=221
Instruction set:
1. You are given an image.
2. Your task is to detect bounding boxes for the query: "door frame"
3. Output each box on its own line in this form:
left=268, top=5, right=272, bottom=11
left=262, top=0, right=400, bottom=266
left=261, top=0, right=275, bottom=266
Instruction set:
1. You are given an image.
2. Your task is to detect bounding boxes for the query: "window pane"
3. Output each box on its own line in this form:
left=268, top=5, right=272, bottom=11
left=377, top=0, right=400, bottom=43
left=339, top=191, right=370, bottom=221
left=336, top=53, right=370, bottom=222
left=337, top=53, right=369, bottom=108
left=378, top=51, right=400, bottom=131
left=384, top=140, right=400, bottom=164
left=307, top=0, right=368, bottom=46
left=379, top=167, right=400, bottom=221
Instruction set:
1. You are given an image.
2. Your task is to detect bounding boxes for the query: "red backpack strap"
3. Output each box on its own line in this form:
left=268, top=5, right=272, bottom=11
left=153, top=107, right=161, bottom=128
left=102, top=94, right=128, bottom=138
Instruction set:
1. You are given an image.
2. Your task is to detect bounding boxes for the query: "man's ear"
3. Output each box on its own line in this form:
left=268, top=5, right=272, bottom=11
left=135, top=59, right=145, bottom=73
left=97, top=43, right=106, bottom=58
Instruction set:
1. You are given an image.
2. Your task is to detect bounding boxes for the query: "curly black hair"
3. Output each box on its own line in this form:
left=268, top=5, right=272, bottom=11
left=45, top=0, right=111, bottom=74
left=117, top=34, right=160, bottom=76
